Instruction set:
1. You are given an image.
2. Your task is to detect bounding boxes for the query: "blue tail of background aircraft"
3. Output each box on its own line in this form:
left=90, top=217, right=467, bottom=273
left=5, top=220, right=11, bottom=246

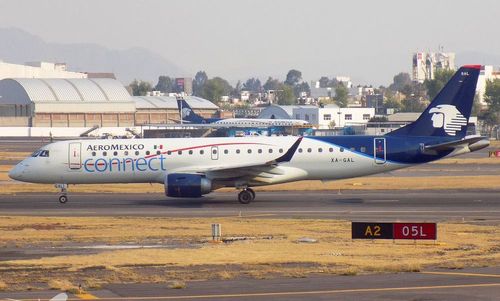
left=177, top=98, right=221, bottom=124
left=386, top=65, right=481, bottom=138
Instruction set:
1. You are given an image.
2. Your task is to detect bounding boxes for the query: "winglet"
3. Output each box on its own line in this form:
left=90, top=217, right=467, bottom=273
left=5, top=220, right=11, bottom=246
left=272, top=137, right=303, bottom=164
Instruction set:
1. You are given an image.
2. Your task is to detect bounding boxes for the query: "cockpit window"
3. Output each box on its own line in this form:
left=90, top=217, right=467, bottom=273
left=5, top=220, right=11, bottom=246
left=32, top=150, right=49, bottom=157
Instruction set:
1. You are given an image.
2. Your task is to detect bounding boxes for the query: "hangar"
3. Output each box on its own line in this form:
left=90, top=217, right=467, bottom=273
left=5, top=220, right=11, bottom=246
left=0, top=78, right=219, bottom=127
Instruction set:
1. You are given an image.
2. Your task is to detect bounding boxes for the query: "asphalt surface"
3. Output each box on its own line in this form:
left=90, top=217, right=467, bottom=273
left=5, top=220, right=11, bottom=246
left=0, top=190, right=498, bottom=223
left=1, top=268, right=499, bottom=300
left=0, top=138, right=499, bottom=300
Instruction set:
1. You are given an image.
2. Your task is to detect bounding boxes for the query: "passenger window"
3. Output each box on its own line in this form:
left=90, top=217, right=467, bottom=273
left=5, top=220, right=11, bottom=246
left=167, top=151, right=172, bottom=155
left=307, top=148, right=312, bottom=153
left=113, top=151, right=118, bottom=156
left=258, top=149, right=262, bottom=154
left=329, top=148, right=334, bottom=152
left=224, top=149, right=229, bottom=154
left=189, top=150, right=193, bottom=155
left=200, top=150, right=204, bottom=155
left=135, top=151, right=139, bottom=156
left=340, top=148, right=344, bottom=152
left=156, top=150, right=161, bottom=155
left=124, top=151, right=128, bottom=156
left=269, top=149, right=273, bottom=153
left=247, top=149, right=252, bottom=154
left=236, top=149, right=241, bottom=154
left=146, top=151, right=150, bottom=155
left=360, top=147, right=367, bottom=153
left=92, top=151, right=96, bottom=156
left=178, top=151, right=182, bottom=155
left=350, top=147, right=355, bottom=151
left=279, top=148, right=283, bottom=153
left=318, top=148, right=323, bottom=152
left=298, top=148, right=303, bottom=153
left=103, top=151, right=107, bottom=156
left=213, top=149, right=217, bottom=154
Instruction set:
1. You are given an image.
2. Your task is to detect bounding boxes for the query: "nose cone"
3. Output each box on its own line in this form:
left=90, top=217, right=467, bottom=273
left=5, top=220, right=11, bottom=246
left=8, top=163, right=24, bottom=181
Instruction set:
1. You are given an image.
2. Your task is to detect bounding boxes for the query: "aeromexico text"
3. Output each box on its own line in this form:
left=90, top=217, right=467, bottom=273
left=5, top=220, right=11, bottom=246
left=86, top=144, right=145, bottom=151
left=84, top=143, right=165, bottom=173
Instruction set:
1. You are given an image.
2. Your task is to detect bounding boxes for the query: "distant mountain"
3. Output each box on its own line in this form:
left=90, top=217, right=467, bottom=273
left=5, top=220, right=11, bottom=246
left=0, top=27, right=184, bottom=84
left=456, top=51, right=500, bottom=67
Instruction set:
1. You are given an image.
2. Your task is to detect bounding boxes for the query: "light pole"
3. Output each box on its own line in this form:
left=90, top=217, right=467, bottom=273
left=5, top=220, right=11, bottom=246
left=337, top=111, right=342, bottom=128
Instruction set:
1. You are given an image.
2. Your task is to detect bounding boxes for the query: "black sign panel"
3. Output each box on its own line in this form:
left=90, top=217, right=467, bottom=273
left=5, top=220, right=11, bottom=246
left=352, top=222, right=394, bottom=239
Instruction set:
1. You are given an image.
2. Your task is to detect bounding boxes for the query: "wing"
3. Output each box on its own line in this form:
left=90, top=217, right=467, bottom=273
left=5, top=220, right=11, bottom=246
left=170, top=137, right=303, bottom=182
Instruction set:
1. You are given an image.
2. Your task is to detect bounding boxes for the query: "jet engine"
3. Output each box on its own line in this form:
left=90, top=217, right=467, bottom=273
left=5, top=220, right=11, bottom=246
left=164, top=173, right=212, bottom=198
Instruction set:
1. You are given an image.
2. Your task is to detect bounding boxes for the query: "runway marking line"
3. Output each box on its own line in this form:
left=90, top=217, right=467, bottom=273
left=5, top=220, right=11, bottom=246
left=420, top=271, right=500, bottom=278
left=10, top=282, right=500, bottom=300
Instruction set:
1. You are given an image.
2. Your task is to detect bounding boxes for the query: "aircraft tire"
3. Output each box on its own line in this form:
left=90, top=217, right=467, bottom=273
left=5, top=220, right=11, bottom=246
left=238, top=190, right=253, bottom=204
left=59, top=195, right=68, bottom=204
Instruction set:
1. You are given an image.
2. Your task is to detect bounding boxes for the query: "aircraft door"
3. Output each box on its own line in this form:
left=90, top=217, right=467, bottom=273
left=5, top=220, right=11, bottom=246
left=68, top=142, right=82, bottom=170
left=211, top=146, right=219, bottom=160
left=374, top=138, right=386, bottom=164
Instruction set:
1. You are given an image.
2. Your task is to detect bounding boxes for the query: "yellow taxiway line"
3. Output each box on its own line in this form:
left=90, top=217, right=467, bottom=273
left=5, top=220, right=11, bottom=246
left=420, top=271, right=500, bottom=278
left=27, top=282, right=500, bottom=301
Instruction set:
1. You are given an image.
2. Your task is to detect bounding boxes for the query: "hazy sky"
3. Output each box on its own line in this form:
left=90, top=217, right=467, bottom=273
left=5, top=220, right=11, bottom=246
left=0, top=0, right=499, bottom=85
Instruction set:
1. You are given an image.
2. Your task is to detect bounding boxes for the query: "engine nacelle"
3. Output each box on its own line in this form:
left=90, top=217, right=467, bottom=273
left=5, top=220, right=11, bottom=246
left=164, top=173, right=212, bottom=198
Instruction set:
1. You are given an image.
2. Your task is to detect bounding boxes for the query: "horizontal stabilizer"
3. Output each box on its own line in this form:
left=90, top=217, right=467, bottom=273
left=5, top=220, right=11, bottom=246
left=423, top=136, right=490, bottom=153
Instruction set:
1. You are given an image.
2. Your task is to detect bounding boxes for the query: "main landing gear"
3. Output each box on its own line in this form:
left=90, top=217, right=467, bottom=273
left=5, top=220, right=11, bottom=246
left=55, top=184, right=68, bottom=204
left=238, top=188, right=255, bottom=204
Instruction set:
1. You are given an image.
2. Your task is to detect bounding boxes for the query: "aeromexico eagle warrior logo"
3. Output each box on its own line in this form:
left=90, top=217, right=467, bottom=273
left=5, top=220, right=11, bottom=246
left=182, top=107, right=193, bottom=118
left=429, top=104, right=467, bottom=136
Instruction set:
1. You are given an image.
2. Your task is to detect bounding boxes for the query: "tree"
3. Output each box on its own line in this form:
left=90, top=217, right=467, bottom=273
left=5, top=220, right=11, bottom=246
left=154, top=76, right=174, bottom=93
left=482, top=79, right=500, bottom=132
left=294, top=81, right=310, bottom=99
left=276, top=84, right=295, bottom=105
left=334, top=83, right=349, bottom=108
left=389, top=72, right=411, bottom=92
left=201, top=77, right=233, bottom=103
left=129, top=79, right=152, bottom=96
left=284, top=69, right=302, bottom=86
left=263, top=77, right=281, bottom=91
left=231, top=80, right=242, bottom=98
left=401, top=96, right=426, bottom=112
left=319, top=76, right=330, bottom=88
left=193, top=71, right=208, bottom=96
left=243, top=78, right=262, bottom=92
left=424, top=69, right=455, bottom=99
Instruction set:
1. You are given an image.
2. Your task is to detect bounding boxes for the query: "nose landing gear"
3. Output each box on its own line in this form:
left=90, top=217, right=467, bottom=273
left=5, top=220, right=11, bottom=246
left=55, top=184, right=68, bottom=204
left=238, top=188, right=255, bottom=204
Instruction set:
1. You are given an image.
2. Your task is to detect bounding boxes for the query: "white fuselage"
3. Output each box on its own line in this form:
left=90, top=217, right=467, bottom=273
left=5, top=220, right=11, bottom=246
left=9, top=136, right=406, bottom=186
left=213, top=119, right=309, bottom=127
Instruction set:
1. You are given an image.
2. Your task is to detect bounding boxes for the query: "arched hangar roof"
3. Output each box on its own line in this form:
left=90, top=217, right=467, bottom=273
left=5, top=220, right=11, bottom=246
left=0, top=78, right=135, bottom=113
left=0, top=78, right=133, bottom=103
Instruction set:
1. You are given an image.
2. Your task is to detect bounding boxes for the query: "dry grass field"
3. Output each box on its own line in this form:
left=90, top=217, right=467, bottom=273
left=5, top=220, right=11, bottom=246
left=0, top=216, right=498, bottom=291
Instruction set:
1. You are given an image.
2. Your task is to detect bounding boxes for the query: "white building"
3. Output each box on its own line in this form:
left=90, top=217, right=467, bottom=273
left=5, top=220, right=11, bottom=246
left=0, top=60, right=87, bottom=80
left=292, top=104, right=375, bottom=129
left=412, top=51, right=455, bottom=83
left=477, top=65, right=500, bottom=105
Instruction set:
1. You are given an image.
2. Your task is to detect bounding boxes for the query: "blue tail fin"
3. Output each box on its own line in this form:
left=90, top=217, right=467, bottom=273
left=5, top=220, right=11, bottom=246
left=387, top=65, right=481, bottom=138
left=177, top=98, right=207, bottom=123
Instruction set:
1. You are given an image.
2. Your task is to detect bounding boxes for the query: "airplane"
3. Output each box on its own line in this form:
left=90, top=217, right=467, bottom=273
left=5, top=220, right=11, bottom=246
left=177, top=98, right=311, bottom=127
left=9, top=65, right=489, bottom=204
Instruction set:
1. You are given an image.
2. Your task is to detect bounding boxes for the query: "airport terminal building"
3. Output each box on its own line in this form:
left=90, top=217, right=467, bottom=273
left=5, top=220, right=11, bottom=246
left=0, top=78, right=219, bottom=128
